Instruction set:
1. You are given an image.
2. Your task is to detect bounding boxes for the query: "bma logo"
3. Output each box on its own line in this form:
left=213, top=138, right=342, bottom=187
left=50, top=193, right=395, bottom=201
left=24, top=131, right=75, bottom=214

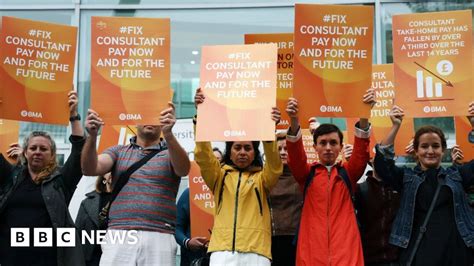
left=119, top=113, right=142, bottom=121
left=20, top=110, right=43, bottom=118
left=11, top=228, right=138, bottom=247
left=224, top=130, right=246, bottom=137
left=423, top=106, right=447, bottom=113
left=320, top=105, right=342, bottom=113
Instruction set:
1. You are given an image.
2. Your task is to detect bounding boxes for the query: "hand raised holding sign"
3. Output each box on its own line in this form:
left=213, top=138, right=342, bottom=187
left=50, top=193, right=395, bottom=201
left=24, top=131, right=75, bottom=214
left=286, top=97, right=300, bottom=136
left=194, top=87, right=205, bottom=107
left=389, top=105, right=405, bottom=126
left=160, top=102, right=176, bottom=136
left=450, top=144, right=464, bottom=164
left=359, top=88, right=376, bottom=130
left=380, top=105, right=405, bottom=146
left=271, top=107, right=281, bottom=125
left=85, top=109, right=104, bottom=137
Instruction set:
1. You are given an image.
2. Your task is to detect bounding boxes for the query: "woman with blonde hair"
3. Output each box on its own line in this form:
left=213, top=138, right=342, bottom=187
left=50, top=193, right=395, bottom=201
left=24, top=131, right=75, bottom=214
left=0, top=91, right=86, bottom=266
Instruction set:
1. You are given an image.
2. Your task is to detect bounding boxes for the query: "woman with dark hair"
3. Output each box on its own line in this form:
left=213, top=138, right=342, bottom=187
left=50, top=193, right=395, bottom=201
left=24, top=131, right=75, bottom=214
left=193, top=88, right=283, bottom=265
left=212, top=147, right=224, bottom=163
left=222, top=141, right=262, bottom=167
left=374, top=104, right=474, bottom=266
left=0, top=91, right=86, bottom=266
left=75, top=173, right=113, bottom=266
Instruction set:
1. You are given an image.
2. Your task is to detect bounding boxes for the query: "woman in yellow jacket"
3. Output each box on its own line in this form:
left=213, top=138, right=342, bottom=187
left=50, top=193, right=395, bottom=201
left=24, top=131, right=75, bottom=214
left=194, top=88, right=283, bottom=265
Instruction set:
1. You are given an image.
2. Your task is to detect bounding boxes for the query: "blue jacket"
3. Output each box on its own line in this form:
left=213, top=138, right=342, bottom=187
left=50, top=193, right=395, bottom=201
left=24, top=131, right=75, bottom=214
left=175, top=188, right=206, bottom=266
left=374, top=144, right=474, bottom=249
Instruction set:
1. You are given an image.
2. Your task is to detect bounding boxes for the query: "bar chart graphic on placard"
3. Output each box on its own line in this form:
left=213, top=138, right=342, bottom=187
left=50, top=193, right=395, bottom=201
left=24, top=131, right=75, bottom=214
left=416, top=71, right=444, bottom=98
left=415, top=60, right=453, bottom=101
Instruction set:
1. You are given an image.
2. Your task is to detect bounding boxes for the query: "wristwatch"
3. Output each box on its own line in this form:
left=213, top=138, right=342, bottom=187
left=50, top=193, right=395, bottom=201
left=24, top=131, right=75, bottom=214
left=469, top=130, right=474, bottom=144
left=69, top=114, right=81, bottom=122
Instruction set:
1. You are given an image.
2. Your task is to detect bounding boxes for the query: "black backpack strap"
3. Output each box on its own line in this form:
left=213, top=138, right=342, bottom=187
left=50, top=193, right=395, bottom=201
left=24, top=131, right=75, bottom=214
left=336, top=166, right=359, bottom=216
left=111, top=148, right=161, bottom=203
left=294, top=164, right=318, bottom=245
left=99, top=147, right=162, bottom=227
left=337, top=166, right=354, bottom=198
left=406, top=176, right=444, bottom=266
left=303, top=164, right=318, bottom=199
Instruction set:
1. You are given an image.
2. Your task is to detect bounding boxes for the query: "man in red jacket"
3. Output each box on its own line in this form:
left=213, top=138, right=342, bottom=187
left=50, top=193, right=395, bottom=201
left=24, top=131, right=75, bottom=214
left=285, top=90, right=374, bottom=266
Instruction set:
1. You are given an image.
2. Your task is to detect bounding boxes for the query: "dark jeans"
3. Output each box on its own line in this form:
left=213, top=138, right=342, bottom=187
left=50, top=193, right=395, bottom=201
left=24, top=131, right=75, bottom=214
left=271, top=235, right=296, bottom=266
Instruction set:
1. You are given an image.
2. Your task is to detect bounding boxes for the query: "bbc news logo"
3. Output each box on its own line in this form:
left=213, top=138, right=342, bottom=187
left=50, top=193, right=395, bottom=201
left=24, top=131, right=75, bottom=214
left=11, top=228, right=138, bottom=247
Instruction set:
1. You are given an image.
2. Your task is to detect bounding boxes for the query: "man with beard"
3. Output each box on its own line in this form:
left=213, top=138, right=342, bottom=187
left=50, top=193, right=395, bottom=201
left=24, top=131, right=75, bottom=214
left=81, top=103, right=190, bottom=266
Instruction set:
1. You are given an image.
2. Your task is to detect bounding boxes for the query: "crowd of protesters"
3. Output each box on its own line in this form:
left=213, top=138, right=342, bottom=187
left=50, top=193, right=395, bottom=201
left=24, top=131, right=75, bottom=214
left=0, top=87, right=473, bottom=266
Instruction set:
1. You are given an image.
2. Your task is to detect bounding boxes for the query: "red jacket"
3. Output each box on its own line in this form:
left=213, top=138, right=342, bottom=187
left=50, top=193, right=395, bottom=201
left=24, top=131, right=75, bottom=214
left=287, top=129, right=370, bottom=266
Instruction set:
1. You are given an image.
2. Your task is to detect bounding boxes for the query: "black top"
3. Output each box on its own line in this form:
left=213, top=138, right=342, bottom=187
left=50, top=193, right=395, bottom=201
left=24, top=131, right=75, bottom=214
left=0, top=170, right=57, bottom=266
left=399, top=168, right=473, bottom=266
left=99, top=192, right=111, bottom=212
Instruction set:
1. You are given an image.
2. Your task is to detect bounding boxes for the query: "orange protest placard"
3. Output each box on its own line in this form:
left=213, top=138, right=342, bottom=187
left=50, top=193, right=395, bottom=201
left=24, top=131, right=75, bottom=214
left=346, top=118, right=414, bottom=157
left=196, top=44, right=277, bottom=141
left=91, top=16, right=170, bottom=125
left=301, top=129, right=318, bottom=164
left=347, top=64, right=415, bottom=157
left=392, top=10, right=473, bottom=118
left=293, top=4, right=373, bottom=122
left=0, top=17, right=77, bottom=125
left=188, top=161, right=214, bottom=239
left=245, top=33, right=293, bottom=129
left=97, top=125, right=136, bottom=153
left=454, top=116, right=474, bottom=161
left=0, top=119, right=20, bottom=164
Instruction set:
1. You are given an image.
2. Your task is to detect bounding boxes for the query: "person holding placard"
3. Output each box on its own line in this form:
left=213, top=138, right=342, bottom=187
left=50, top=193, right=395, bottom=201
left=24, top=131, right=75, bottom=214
left=175, top=148, right=221, bottom=266
left=193, top=88, right=283, bottom=266
left=285, top=89, right=375, bottom=266
left=81, top=103, right=190, bottom=266
left=374, top=104, right=474, bottom=265
left=0, top=91, right=86, bottom=266
left=268, top=132, right=303, bottom=266
left=175, top=187, right=209, bottom=266
left=75, top=173, right=113, bottom=266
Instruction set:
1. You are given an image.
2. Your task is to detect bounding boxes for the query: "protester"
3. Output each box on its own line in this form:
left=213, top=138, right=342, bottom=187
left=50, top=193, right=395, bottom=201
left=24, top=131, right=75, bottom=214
left=268, top=132, right=303, bottom=266
left=175, top=188, right=209, bottom=266
left=374, top=104, right=474, bottom=265
left=81, top=102, right=191, bottom=266
left=343, top=138, right=401, bottom=266
left=0, top=90, right=86, bottom=266
left=356, top=161, right=400, bottom=266
left=175, top=147, right=222, bottom=266
left=194, top=88, right=283, bottom=265
left=212, top=148, right=223, bottom=163
left=75, top=173, right=113, bottom=266
left=308, top=117, right=320, bottom=135
left=285, top=89, right=375, bottom=265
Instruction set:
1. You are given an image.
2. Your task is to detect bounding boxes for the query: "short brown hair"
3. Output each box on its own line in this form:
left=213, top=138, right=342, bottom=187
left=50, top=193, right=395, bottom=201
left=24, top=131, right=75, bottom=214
left=276, top=131, right=287, bottom=141
left=95, top=174, right=110, bottom=193
left=414, top=125, right=447, bottom=151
